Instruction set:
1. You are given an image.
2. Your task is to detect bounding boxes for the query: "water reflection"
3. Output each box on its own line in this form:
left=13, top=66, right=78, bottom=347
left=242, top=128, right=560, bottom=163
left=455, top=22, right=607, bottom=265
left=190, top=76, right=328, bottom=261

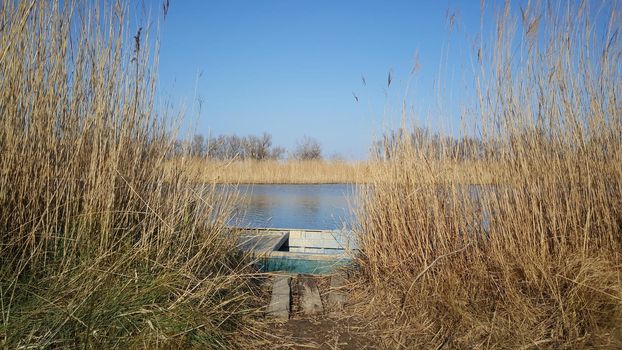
left=222, top=184, right=356, bottom=230
left=219, top=183, right=497, bottom=231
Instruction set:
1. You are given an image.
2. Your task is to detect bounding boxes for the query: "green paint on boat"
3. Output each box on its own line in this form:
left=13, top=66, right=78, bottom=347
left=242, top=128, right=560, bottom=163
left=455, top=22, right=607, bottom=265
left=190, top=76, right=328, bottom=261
left=257, top=256, right=352, bottom=274
left=234, top=227, right=357, bottom=274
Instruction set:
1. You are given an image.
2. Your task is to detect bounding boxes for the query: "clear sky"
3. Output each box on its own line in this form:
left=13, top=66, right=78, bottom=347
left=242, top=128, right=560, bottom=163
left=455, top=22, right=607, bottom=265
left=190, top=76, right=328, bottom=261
left=153, top=1, right=488, bottom=159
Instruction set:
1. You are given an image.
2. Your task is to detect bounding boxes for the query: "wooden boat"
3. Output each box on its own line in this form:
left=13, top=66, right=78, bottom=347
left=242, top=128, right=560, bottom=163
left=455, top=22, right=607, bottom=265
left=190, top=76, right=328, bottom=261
left=233, top=227, right=357, bottom=274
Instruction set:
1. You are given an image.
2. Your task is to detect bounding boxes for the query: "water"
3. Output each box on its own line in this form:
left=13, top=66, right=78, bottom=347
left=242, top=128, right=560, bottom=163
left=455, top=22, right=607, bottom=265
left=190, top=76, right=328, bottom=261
left=221, top=183, right=494, bottom=231
left=225, top=184, right=356, bottom=230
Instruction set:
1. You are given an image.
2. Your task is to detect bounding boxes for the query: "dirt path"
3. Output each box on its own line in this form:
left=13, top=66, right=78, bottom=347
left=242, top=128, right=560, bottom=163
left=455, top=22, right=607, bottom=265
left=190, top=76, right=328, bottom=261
left=264, top=273, right=378, bottom=349
left=271, top=318, right=376, bottom=349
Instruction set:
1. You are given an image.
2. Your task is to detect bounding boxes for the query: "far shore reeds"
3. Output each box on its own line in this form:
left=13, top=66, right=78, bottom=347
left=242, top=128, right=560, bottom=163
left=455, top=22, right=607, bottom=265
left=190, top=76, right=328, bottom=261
left=167, top=158, right=499, bottom=185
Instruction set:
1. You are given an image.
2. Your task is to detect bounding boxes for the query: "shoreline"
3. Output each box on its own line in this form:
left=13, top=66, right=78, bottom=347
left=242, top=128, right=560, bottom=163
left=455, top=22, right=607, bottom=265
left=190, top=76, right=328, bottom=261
left=165, top=159, right=498, bottom=185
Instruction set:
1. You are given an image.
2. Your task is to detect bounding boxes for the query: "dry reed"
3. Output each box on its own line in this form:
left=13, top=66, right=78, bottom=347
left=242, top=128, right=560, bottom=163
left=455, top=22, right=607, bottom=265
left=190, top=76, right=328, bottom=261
left=172, top=159, right=496, bottom=185
left=0, top=1, right=262, bottom=348
left=177, top=159, right=372, bottom=184
left=354, top=2, right=622, bottom=348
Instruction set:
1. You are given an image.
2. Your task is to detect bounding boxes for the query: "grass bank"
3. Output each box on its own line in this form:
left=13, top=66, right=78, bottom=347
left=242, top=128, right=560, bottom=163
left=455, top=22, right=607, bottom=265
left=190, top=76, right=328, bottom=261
left=0, top=2, right=262, bottom=348
left=353, top=2, right=622, bottom=348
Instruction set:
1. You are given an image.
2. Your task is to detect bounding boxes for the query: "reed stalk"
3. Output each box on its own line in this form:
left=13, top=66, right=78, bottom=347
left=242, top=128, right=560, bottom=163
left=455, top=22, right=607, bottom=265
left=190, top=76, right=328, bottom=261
left=354, top=2, right=622, bottom=348
left=0, top=1, right=261, bottom=348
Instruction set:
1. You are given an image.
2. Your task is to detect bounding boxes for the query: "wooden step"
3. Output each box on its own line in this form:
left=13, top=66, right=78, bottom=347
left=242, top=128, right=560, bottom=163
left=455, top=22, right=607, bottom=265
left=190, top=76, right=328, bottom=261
left=327, top=273, right=347, bottom=312
left=298, top=275, right=324, bottom=315
left=266, top=275, right=291, bottom=320
left=267, top=274, right=348, bottom=321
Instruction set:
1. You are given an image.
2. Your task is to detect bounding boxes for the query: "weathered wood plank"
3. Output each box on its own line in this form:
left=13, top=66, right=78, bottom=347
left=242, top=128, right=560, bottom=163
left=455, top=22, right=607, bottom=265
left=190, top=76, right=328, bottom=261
left=237, top=231, right=288, bottom=253
left=299, top=275, right=324, bottom=315
left=266, top=275, right=291, bottom=320
left=327, top=274, right=347, bottom=311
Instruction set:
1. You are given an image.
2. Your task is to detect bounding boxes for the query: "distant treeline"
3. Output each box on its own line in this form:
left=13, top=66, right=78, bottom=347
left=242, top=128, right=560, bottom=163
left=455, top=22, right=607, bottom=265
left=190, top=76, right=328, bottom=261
left=176, top=128, right=489, bottom=162
left=373, top=127, right=486, bottom=161
left=373, top=126, right=593, bottom=162
left=174, top=133, right=323, bottom=161
left=175, top=128, right=509, bottom=162
left=371, top=126, right=557, bottom=162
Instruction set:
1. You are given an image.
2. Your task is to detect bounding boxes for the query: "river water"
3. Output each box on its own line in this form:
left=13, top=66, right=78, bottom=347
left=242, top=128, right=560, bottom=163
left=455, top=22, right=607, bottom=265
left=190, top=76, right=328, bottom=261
left=225, top=184, right=356, bottom=230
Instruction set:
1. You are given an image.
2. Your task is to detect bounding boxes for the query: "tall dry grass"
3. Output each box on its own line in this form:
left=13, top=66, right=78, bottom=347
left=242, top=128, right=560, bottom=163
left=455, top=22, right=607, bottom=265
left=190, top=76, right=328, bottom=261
left=0, top=2, right=261, bottom=348
left=354, top=2, right=622, bottom=348
left=173, top=159, right=496, bottom=184
left=177, top=159, right=373, bottom=184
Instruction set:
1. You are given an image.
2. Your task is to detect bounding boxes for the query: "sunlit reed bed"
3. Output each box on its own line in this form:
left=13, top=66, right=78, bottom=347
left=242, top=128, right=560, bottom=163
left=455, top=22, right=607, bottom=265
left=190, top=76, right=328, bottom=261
left=351, top=2, right=622, bottom=348
left=168, top=159, right=498, bottom=184
left=172, top=159, right=371, bottom=184
left=0, top=1, right=264, bottom=348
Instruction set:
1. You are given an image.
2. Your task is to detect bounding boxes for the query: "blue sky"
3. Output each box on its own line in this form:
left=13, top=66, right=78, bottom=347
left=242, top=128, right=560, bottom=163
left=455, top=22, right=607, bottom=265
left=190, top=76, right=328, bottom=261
left=152, top=1, right=487, bottom=159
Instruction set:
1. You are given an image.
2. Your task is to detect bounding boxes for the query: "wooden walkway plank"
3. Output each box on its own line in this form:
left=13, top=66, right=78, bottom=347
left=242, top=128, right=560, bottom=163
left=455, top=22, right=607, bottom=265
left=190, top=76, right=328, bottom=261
left=267, top=275, right=291, bottom=320
left=299, top=275, right=324, bottom=315
left=327, top=273, right=347, bottom=312
left=237, top=230, right=289, bottom=253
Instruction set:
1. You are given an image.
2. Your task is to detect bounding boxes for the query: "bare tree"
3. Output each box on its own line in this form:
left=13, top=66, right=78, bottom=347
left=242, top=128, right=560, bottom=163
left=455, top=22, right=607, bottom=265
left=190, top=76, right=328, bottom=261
left=224, top=135, right=244, bottom=160
left=204, top=132, right=286, bottom=161
left=292, top=136, right=322, bottom=160
left=190, top=134, right=205, bottom=157
left=269, top=146, right=286, bottom=160
left=243, top=132, right=272, bottom=160
left=372, top=127, right=487, bottom=161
